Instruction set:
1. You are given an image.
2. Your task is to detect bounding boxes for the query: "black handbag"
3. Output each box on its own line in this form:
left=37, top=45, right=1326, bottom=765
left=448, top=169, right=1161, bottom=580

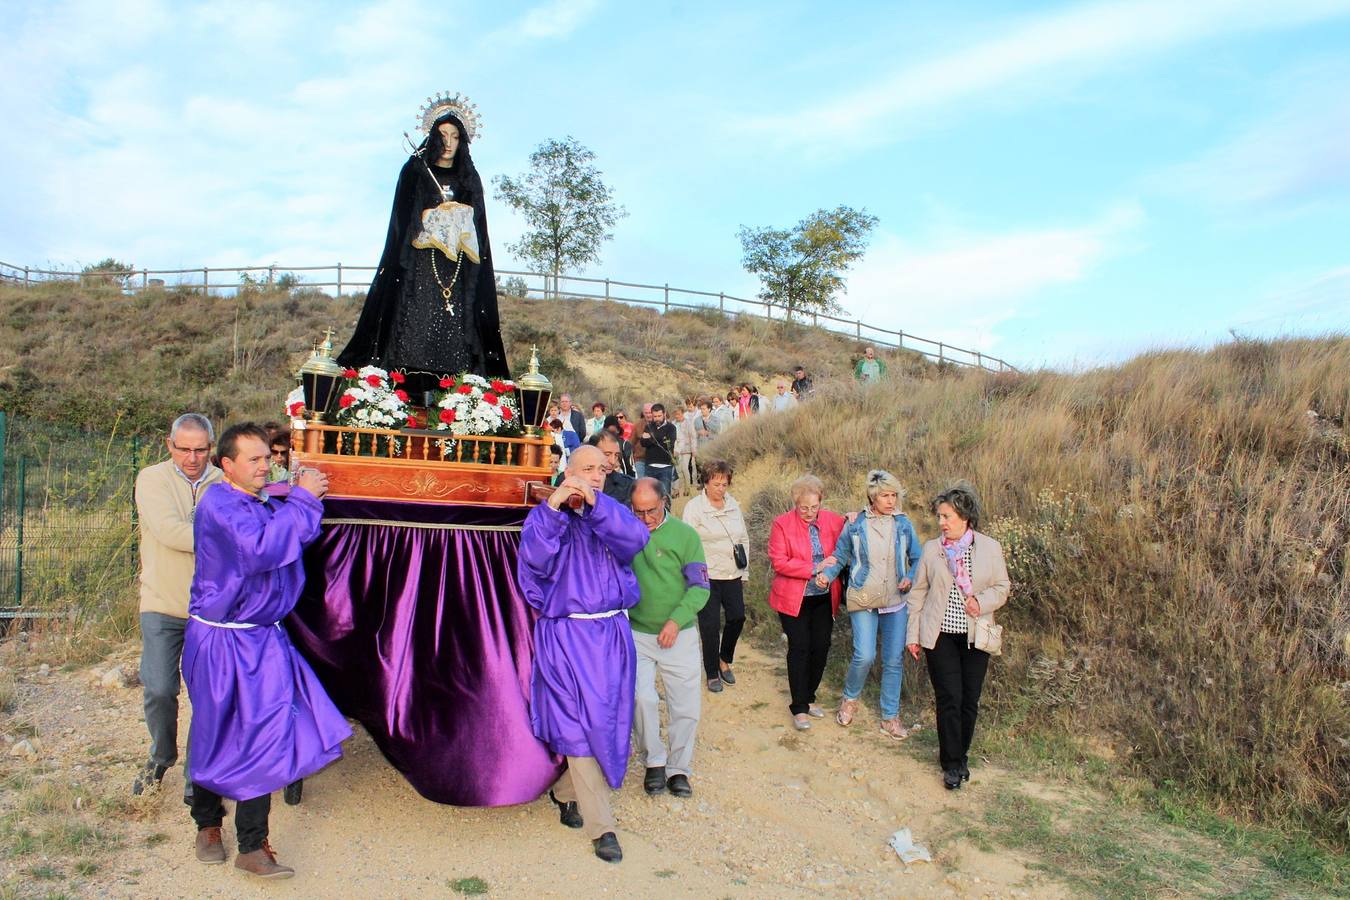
left=732, top=543, right=748, bottom=570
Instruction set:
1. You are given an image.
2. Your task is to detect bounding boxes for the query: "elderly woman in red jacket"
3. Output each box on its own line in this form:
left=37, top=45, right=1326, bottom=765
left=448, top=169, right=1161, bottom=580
left=768, top=474, right=846, bottom=731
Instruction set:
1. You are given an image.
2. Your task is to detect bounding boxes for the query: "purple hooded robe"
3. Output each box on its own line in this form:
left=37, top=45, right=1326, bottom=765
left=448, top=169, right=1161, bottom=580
left=517, top=490, right=650, bottom=788
left=183, top=482, right=352, bottom=800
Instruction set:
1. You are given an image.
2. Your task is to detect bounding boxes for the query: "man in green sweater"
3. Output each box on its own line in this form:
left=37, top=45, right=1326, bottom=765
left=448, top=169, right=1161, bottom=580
left=629, top=478, right=710, bottom=798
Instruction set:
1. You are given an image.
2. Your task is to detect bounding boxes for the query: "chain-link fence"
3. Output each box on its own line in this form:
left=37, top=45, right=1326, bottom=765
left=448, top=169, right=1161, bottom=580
left=0, top=411, right=152, bottom=623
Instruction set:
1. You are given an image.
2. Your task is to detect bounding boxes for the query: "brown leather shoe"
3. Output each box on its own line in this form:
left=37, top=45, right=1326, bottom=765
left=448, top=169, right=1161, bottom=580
left=234, top=840, right=294, bottom=879
left=194, top=826, right=226, bottom=865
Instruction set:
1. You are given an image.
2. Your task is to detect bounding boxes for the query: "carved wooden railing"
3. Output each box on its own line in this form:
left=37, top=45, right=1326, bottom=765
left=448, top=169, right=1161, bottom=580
left=292, top=423, right=555, bottom=507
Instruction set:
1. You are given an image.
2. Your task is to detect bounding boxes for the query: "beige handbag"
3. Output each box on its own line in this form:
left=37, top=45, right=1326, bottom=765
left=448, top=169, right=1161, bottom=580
left=967, top=616, right=1003, bottom=656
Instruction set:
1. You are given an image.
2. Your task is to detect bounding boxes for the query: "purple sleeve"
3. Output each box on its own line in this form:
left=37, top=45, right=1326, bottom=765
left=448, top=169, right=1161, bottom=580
left=517, top=503, right=567, bottom=611
left=217, top=488, right=322, bottom=577
left=582, top=492, right=650, bottom=564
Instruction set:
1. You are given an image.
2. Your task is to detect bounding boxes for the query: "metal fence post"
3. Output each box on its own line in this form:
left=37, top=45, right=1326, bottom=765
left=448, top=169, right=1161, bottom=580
left=337, top=263, right=343, bottom=297
left=14, top=456, right=24, bottom=608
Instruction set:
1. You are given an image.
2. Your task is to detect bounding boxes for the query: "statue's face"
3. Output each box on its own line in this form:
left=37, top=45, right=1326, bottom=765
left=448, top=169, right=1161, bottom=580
left=437, top=122, right=460, bottom=161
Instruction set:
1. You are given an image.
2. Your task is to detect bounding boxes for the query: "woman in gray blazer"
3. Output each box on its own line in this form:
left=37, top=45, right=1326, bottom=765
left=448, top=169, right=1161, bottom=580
left=905, top=484, right=1010, bottom=790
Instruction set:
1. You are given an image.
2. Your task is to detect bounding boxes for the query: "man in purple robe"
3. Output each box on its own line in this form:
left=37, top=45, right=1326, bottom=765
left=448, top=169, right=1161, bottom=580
left=518, top=444, right=650, bottom=863
left=184, top=423, right=352, bottom=879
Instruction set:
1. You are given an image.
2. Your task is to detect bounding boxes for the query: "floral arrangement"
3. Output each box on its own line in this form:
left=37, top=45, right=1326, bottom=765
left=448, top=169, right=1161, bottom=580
left=333, top=366, right=412, bottom=429
left=431, top=374, right=520, bottom=437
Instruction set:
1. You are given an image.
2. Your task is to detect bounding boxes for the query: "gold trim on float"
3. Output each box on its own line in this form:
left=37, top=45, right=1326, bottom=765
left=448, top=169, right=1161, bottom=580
left=320, top=517, right=523, bottom=533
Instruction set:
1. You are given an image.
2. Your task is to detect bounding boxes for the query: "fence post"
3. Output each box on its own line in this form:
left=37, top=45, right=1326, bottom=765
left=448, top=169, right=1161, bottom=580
left=975, top=352, right=983, bottom=370
left=24, top=266, right=29, bottom=286
left=268, top=264, right=276, bottom=286
left=812, top=312, right=818, bottom=326
left=142, top=269, right=148, bottom=290
left=856, top=320, right=862, bottom=339
left=938, top=343, right=945, bottom=363
left=0, top=410, right=6, bottom=532
left=897, top=330, right=904, bottom=350
left=14, top=456, right=24, bottom=608
left=605, top=278, right=610, bottom=301
left=336, top=263, right=343, bottom=297
left=719, top=292, right=724, bottom=312
left=663, top=283, right=669, bottom=313
left=203, top=267, right=209, bottom=294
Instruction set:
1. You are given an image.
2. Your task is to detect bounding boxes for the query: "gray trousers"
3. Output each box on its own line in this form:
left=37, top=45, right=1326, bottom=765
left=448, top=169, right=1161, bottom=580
left=139, top=611, right=187, bottom=770
left=632, top=627, right=702, bottom=778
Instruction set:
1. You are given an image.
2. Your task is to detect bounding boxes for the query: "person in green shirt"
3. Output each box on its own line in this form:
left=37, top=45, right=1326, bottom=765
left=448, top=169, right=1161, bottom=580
left=629, top=478, right=710, bottom=798
left=853, top=345, right=887, bottom=384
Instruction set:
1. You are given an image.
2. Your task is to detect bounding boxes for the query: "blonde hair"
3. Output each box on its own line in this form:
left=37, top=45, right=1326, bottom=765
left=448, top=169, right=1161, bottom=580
left=865, top=469, right=905, bottom=504
left=789, top=474, right=825, bottom=506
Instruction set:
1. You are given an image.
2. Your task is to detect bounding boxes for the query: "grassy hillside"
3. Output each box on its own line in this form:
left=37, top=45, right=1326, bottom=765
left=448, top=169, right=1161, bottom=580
left=0, top=282, right=926, bottom=432
left=706, top=336, right=1349, bottom=845
left=1, top=281, right=1345, bottom=850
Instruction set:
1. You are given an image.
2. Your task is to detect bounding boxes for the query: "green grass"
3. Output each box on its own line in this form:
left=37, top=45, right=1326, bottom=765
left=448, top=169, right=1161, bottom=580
left=449, top=876, right=489, bottom=895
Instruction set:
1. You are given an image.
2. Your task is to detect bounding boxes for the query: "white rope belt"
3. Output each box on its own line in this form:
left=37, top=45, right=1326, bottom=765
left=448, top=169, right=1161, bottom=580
left=190, top=614, right=281, bottom=630
left=566, top=609, right=625, bottom=620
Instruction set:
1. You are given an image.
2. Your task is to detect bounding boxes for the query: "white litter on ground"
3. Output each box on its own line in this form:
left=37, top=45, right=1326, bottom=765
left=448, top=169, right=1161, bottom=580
left=888, top=828, right=932, bottom=864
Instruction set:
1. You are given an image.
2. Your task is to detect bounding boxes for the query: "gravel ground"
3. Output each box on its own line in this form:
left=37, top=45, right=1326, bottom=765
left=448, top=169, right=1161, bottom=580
left=1, top=636, right=1064, bottom=899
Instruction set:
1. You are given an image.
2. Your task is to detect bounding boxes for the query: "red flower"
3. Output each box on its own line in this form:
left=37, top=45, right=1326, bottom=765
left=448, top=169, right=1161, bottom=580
left=342, top=368, right=357, bottom=379
left=457, top=384, right=474, bottom=395
left=491, top=379, right=508, bottom=393
left=339, top=394, right=356, bottom=409
left=439, top=409, right=457, bottom=424
left=364, top=374, right=382, bottom=387
left=394, top=389, right=409, bottom=402
left=502, top=408, right=513, bottom=421
left=406, top=415, right=420, bottom=429
left=287, top=402, right=304, bottom=417
left=483, top=392, right=498, bottom=405
left=439, top=377, right=454, bottom=389
left=391, top=371, right=405, bottom=384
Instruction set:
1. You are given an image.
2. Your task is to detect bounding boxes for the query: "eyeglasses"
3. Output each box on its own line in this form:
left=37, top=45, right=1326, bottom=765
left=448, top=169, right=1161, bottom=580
left=170, top=443, right=210, bottom=456
left=796, top=503, right=821, bottom=514
left=631, top=505, right=663, bottom=519
left=617, top=415, right=626, bottom=420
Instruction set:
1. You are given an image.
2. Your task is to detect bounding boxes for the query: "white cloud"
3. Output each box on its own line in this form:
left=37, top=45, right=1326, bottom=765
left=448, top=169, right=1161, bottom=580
left=516, top=0, right=601, bottom=39
left=1158, top=66, right=1350, bottom=212
left=840, top=203, right=1144, bottom=357
left=741, top=0, right=1350, bottom=149
left=1235, top=266, right=1350, bottom=332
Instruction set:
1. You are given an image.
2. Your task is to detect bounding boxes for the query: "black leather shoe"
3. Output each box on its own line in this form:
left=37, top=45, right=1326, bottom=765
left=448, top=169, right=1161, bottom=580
left=959, top=763, right=971, bottom=783
left=943, top=769, right=963, bottom=790
left=549, top=790, right=583, bottom=828
left=592, top=831, right=623, bottom=863
left=132, top=761, right=167, bottom=796
left=666, top=774, right=692, bottom=798
left=719, top=666, right=736, bottom=685
left=643, top=766, right=667, bottom=795
left=283, top=779, right=303, bottom=805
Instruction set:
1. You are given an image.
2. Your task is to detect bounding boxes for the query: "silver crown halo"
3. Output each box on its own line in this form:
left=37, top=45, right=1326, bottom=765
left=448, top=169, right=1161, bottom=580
left=417, top=92, right=481, bottom=141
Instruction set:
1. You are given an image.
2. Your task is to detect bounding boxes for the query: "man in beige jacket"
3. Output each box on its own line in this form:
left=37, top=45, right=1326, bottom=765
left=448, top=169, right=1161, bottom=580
left=133, top=413, right=223, bottom=796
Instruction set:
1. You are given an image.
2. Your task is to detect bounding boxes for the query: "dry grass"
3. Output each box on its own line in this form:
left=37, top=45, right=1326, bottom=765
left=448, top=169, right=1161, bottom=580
left=708, top=337, right=1350, bottom=845
left=0, top=282, right=922, bottom=430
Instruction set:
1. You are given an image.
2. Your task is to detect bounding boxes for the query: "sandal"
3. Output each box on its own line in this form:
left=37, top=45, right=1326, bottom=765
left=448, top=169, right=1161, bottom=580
left=880, top=718, right=910, bottom=740
left=836, top=698, right=859, bottom=727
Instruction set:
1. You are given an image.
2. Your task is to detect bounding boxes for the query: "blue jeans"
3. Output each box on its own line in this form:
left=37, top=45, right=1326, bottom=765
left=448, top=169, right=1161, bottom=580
left=648, top=464, right=675, bottom=499
left=842, top=605, right=908, bottom=720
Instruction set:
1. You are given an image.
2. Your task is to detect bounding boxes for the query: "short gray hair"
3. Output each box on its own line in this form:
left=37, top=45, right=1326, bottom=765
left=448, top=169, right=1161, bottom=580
left=170, top=413, right=214, bottom=443
left=865, top=469, right=904, bottom=504
left=789, top=474, right=825, bottom=506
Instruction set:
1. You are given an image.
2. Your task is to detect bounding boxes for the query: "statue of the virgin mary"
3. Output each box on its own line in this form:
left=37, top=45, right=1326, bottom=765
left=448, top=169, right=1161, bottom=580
left=338, top=93, right=509, bottom=396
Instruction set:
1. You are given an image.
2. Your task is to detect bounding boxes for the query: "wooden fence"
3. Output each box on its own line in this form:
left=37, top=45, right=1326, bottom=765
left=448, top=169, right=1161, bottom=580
left=0, top=260, right=1017, bottom=372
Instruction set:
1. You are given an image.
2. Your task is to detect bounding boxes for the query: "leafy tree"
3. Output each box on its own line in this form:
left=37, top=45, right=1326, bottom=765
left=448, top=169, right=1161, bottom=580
left=81, top=257, right=135, bottom=288
left=493, top=137, right=626, bottom=294
left=737, top=206, right=879, bottom=318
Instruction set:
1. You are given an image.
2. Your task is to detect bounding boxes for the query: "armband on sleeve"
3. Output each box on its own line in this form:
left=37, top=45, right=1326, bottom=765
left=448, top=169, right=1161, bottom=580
left=683, top=562, right=710, bottom=590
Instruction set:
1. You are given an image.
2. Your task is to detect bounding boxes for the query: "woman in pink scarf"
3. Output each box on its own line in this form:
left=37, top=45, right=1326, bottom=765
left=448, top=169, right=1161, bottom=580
left=904, top=483, right=1010, bottom=790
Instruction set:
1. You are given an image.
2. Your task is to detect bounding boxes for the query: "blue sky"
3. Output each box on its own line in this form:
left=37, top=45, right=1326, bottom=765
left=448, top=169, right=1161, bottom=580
left=1, top=0, right=1347, bottom=369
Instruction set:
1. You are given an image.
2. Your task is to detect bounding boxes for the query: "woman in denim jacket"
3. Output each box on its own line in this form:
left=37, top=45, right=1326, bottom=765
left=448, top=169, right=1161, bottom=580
left=818, top=471, right=922, bottom=739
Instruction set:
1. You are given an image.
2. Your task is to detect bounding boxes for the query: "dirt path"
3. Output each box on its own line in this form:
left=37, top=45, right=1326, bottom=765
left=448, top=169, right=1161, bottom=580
left=2, top=640, right=1064, bottom=898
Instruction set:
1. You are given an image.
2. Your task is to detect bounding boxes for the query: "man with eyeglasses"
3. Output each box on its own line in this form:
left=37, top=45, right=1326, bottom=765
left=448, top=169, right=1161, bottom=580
left=628, top=478, right=709, bottom=799
left=133, top=413, right=223, bottom=797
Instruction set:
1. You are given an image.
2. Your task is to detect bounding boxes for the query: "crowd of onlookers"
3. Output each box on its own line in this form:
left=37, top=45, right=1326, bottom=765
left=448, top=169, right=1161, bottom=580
left=543, top=361, right=830, bottom=488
